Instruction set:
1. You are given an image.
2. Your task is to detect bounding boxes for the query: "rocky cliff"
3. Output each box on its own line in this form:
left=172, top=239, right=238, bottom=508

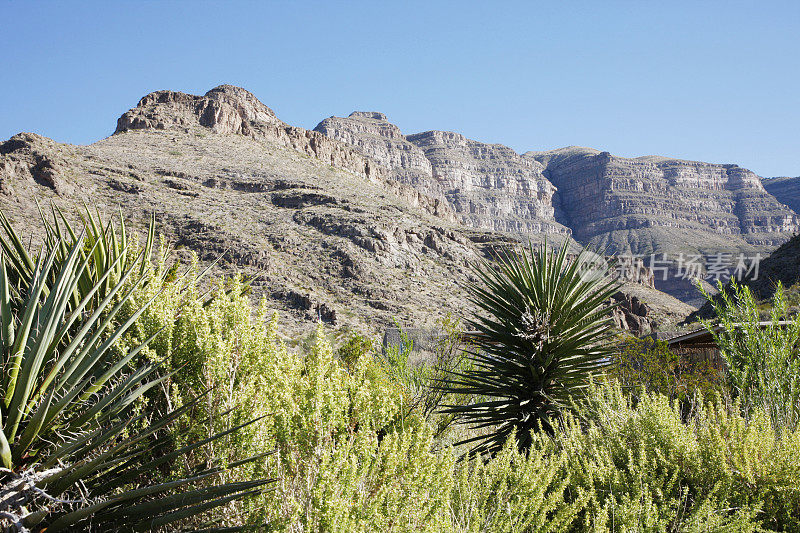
left=528, top=147, right=798, bottom=256
left=763, top=176, right=800, bottom=215
left=314, top=112, right=442, bottom=201
left=315, top=115, right=797, bottom=269
left=314, top=113, right=570, bottom=236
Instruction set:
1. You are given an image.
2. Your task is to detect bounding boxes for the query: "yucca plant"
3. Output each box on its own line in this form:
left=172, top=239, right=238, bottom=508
left=0, top=226, right=269, bottom=530
left=0, top=204, right=159, bottom=316
left=441, top=241, right=619, bottom=456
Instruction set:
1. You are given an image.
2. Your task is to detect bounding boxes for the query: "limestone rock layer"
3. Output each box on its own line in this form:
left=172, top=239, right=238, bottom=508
left=315, top=111, right=797, bottom=256
left=314, top=113, right=570, bottom=236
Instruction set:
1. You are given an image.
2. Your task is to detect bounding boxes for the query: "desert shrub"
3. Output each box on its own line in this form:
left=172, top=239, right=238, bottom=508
left=106, top=239, right=800, bottom=530
left=450, top=434, right=583, bottom=533
left=609, top=335, right=726, bottom=406
left=701, top=280, right=800, bottom=431
left=562, top=382, right=799, bottom=531
left=336, top=330, right=374, bottom=370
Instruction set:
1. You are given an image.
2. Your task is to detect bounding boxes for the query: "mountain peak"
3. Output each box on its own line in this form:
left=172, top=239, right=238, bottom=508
left=115, top=85, right=280, bottom=136
left=348, top=111, right=388, bottom=121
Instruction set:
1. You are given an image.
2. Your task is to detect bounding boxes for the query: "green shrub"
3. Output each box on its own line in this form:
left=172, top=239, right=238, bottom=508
left=609, top=335, right=726, bottom=405
left=562, top=382, right=800, bottom=531
left=701, top=280, right=800, bottom=432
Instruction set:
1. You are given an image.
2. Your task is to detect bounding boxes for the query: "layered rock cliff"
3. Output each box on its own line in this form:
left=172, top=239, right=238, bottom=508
left=314, top=114, right=797, bottom=262
left=527, top=146, right=798, bottom=255
left=314, top=113, right=570, bottom=236
left=763, top=176, right=800, bottom=215
left=314, top=112, right=442, bottom=200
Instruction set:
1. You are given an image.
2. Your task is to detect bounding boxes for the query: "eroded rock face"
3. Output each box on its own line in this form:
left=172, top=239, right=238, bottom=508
left=0, top=133, right=75, bottom=196
left=763, top=176, right=800, bottom=215
left=611, top=291, right=654, bottom=335
left=527, top=146, right=799, bottom=254
left=407, top=131, right=569, bottom=234
left=314, top=112, right=569, bottom=236
left=0, top=86, right=697, bottom=334
left=314, top=112, right=439, bottom=197
left=115, top=85, right=391, bottom=184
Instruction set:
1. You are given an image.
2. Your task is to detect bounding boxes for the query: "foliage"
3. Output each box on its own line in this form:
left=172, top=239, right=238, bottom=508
left=0, top=205, right=159, bottom=316
left=96, top=240, right=800, bottom=531
left=701, top=280, right=800, bottom=431
left=440, top=241, right=620, bottom=455
left=450, top=434, right=583, bottom=532
left=0, top=233, right=267, bottom=531
left=562, top=381, right=799, bottom=531
left=608, top=335, right=725, bottom=405
left=336, top=330, right=374, bottom=370
left=11, top=207, right=799, bottom=530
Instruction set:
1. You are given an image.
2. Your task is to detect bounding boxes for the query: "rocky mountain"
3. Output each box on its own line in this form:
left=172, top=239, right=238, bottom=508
left=316, top=114, right=797, bottom=257
left=763, top=176, right=800, bottom=215
left=529, top=147, right=797, bottom=255
left=0, top=85, right=690, bottom=336
left=315, top=113, right=569, bottom=235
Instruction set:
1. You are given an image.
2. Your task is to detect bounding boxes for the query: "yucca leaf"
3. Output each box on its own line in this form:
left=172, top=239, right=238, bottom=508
left=441, top=240, right=618, bottom=455
left=129, top=487, right=266, bottom=532
left=13, top=386, right=55, bottom=463
left=0, top=405, right=13, bottom=469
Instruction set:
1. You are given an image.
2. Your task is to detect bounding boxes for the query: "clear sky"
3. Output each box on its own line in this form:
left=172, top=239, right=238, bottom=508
left=1, top=1, right=798, bottom=177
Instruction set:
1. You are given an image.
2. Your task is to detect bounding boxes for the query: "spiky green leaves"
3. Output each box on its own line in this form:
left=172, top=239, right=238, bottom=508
left=441, top=241, right=619, bottom=456
left=0, top=209, right=269, bottom=531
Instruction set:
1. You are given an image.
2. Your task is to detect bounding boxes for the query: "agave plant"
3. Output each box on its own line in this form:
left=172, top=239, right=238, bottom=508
left=441, top=241, right=619, bottom=456
left=0, top=225, right=268, bottom=530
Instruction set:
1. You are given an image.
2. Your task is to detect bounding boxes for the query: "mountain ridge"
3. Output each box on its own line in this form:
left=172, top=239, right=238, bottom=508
left=315, top=111, right=797, bottom=259
left=2, top=84, right=789, bottom=331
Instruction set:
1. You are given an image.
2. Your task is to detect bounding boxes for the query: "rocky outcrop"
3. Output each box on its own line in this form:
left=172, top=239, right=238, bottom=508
left=0, top=133, right=75, bottom=196
left=315, top=114, right=798, bottom=261
left=763, top=176, right=800, bottom=215
left=116, top=85, right=389, bottom=184
left=314, top=112, right=570, bottom=236
left=314, top=112, right=442, bottom=200
left=527, top=146, right=798, bottom=254
left=0, top=89, right=696, bottom=336
left=611, top=291, right=654, bottom=335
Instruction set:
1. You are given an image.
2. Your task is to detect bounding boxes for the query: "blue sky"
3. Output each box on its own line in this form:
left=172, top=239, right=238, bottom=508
left=1, top=1, right=798, bottom=177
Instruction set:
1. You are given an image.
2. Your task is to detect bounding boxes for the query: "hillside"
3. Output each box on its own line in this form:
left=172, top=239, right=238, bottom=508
left=763, top=176, right=800, bottom=214
left=688, top=232, right=800, bottom=322
left=0, top=85, right=691, bottom=335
